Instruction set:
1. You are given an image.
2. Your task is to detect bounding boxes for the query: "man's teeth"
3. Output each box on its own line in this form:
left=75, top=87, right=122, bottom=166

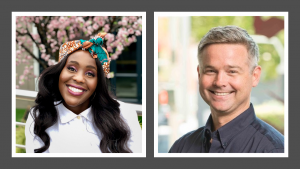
left=214, top=92, right=230, bottom=96
left=68, top=86, right=83, bottom=93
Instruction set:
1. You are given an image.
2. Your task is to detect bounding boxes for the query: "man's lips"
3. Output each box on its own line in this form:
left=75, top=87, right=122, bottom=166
left=209, top=90, right=234, bottom=96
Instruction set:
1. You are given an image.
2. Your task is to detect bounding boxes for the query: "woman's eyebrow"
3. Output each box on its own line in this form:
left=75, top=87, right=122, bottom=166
left=69, top=61, right=79, bottom=65
left=86, top=65, right=96, bottom=70
left=69, top=61, right=96, bottom=70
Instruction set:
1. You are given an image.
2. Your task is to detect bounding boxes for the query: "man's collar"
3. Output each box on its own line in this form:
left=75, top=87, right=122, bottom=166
left=204, top=103, right=256, bottom=147
left=55, top=102, right=93, bottom=123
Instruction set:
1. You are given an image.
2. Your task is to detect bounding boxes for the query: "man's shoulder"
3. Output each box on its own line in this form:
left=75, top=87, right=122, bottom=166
left=251, top=117, right=284, bottom=152
left=168, top=127, right=205, bottom=153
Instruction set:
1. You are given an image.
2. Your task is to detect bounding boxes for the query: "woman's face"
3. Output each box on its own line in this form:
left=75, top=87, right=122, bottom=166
left=59, top=50, right=98, bottom=114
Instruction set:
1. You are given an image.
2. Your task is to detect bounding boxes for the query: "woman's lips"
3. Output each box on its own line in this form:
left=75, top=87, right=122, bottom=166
left=66, top=84, right=86, bottom=96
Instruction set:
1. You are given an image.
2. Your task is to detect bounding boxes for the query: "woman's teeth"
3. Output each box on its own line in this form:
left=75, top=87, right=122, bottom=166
left=68, top=86, right=83, bottom=93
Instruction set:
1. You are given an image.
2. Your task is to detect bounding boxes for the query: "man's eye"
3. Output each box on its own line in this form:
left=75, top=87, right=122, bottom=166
left=229, top=70, right=237, bottom=73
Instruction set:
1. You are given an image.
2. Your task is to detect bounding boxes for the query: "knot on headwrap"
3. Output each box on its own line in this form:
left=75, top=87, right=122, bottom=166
left=58, top=32, right=110, bottom=77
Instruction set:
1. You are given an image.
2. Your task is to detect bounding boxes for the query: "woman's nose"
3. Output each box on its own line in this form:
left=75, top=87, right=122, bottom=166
left=72, top=73, right=85, bottom=83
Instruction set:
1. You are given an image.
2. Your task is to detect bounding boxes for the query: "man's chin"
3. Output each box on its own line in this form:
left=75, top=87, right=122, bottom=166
left=210, top=103, right=231, bottom=113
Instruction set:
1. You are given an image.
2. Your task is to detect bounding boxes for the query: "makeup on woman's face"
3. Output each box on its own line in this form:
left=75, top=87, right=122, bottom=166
left=59, top=50, right=98, bottom=114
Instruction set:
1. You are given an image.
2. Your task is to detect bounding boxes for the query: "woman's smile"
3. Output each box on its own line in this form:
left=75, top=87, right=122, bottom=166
left=66, top=84, right=87, bottom=96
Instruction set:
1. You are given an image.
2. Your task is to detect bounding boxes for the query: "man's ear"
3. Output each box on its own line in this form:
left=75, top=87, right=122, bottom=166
left=252, top=66, right=261, bottom=87
left=197, top=65, right=200, bottom=79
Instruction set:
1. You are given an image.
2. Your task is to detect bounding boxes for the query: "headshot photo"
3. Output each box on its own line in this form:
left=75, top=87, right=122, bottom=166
left=12, top=12, right=146, bottom=157
left=155, top=12, right=288, bottom=157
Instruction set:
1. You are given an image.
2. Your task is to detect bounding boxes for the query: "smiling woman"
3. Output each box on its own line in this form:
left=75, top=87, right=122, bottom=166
left=59, top=50, right=98, bottom=114
left=25, top=33, right=142, bottom=153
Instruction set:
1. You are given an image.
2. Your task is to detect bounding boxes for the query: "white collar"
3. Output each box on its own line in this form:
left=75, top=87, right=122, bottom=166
left=55, top=102, right=93, bottom=123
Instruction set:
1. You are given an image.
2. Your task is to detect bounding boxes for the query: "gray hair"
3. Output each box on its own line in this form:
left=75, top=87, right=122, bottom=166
left=197, top=25, right=259, bottom=70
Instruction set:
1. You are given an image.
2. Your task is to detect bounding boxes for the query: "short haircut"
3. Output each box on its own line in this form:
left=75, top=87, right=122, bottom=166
left=197, top=25, right=259, bottom=70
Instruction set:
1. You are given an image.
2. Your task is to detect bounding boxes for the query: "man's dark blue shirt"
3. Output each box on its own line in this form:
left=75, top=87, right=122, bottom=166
left=169, top=104, right=284, bottom=153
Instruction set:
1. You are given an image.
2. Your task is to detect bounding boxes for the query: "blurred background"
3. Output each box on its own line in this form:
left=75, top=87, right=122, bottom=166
left=157, top=16, right=285, bottom=153
left=15, top=15, right=143, bottom=153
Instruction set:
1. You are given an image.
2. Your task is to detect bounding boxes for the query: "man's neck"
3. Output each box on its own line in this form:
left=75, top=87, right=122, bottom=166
left=210, top=103, right=250, bottom=131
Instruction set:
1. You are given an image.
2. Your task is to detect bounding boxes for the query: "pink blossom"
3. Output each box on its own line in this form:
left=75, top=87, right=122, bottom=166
left=132, top=22, right=138, bottom=29
left=132, top=35, right=137, bottom=42
left=111, top=54, right=118, bottom=60
left=104, top=24, right=110, bottom=32
left=92, top=23, right=99, bottom=30
left=117, top=44, right=123, bottom=51
left=115, top=50, right=122, bottom=56
left=98, top=20, right=105, bottom=27
left=59, top=17, right=65, bottom=23
left=19, top=81, right=24, bottom=85
left=137, top=18, right=142, bottom=25
left=107, top=46, right=113, bottom=52
left=128, top=37, right=133, bottom=43
left=128, top=28, right=134, bottom=34
left=35, top=17, right=40, bottom=24
left=41, top=53, right=46, bottom=59
left=69, top=33, right=76, bottom=40
left=135, top=30, right=141, bottom=36
left=16, top=85, right=19, bottom=89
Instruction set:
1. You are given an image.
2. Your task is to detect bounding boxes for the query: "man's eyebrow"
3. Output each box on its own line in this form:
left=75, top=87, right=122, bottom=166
left=226, top=65, right=243, bottom=70
left=202, top=65, right=243, bottom=70
left=203, top=65, right=215, bottom=69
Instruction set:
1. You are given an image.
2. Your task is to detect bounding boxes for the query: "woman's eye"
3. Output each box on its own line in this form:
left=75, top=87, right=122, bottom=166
left=67, top=66, right=77, bottom=72
left=86, top=72, right=95, bottom=77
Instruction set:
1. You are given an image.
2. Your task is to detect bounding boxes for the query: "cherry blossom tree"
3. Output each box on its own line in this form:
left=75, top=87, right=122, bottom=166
left=15, top=16, right=142, bottom=88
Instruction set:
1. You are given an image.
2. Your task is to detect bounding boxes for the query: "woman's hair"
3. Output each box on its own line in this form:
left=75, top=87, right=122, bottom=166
left=31, top=54, right=132, bottom=153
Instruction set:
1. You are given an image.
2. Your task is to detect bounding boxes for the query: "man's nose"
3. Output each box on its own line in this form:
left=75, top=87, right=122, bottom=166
left=213, top=72, right=228, bottom=87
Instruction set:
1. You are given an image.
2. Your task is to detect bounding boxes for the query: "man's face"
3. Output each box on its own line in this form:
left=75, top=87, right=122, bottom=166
left=197, top=44, right=261, bottom=115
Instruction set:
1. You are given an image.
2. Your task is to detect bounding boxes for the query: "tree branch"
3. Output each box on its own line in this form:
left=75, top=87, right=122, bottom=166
left=16, top=39, right=48, bottom=69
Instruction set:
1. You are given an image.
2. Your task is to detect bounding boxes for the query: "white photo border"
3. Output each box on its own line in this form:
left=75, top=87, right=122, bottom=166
left=12, top=12, right=146, bottom=158
left=154, top=12, right=288, bottom=158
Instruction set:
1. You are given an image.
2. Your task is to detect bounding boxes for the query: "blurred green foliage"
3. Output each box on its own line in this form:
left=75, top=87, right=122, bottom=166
left=16, top=126, right=26, bottom=153
left=16, top=109, right=27, bottom=153
left=257, top=113, right=284, bottom=134
left=138, top=116, right=142, bottom=129
left=16, top=108, right=26, bottom=122
left=191, top=16, right=284, bottom=82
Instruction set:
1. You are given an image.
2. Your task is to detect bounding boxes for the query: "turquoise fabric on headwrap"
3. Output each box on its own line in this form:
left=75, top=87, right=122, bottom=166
left=79, top=37, right=108, bottom=64
left=58, top=32, right=111, bottom=77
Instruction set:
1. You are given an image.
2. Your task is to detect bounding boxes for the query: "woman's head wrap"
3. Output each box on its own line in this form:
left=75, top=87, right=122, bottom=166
left=58, top=32, right=110, bottom=77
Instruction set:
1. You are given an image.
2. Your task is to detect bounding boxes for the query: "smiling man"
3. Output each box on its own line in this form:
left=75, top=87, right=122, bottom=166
left=169, top=26, right=284, bottom=153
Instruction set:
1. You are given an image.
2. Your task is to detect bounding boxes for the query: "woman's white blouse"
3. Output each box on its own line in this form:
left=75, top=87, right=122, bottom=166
left=25, top=101, right=142, bottom=153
